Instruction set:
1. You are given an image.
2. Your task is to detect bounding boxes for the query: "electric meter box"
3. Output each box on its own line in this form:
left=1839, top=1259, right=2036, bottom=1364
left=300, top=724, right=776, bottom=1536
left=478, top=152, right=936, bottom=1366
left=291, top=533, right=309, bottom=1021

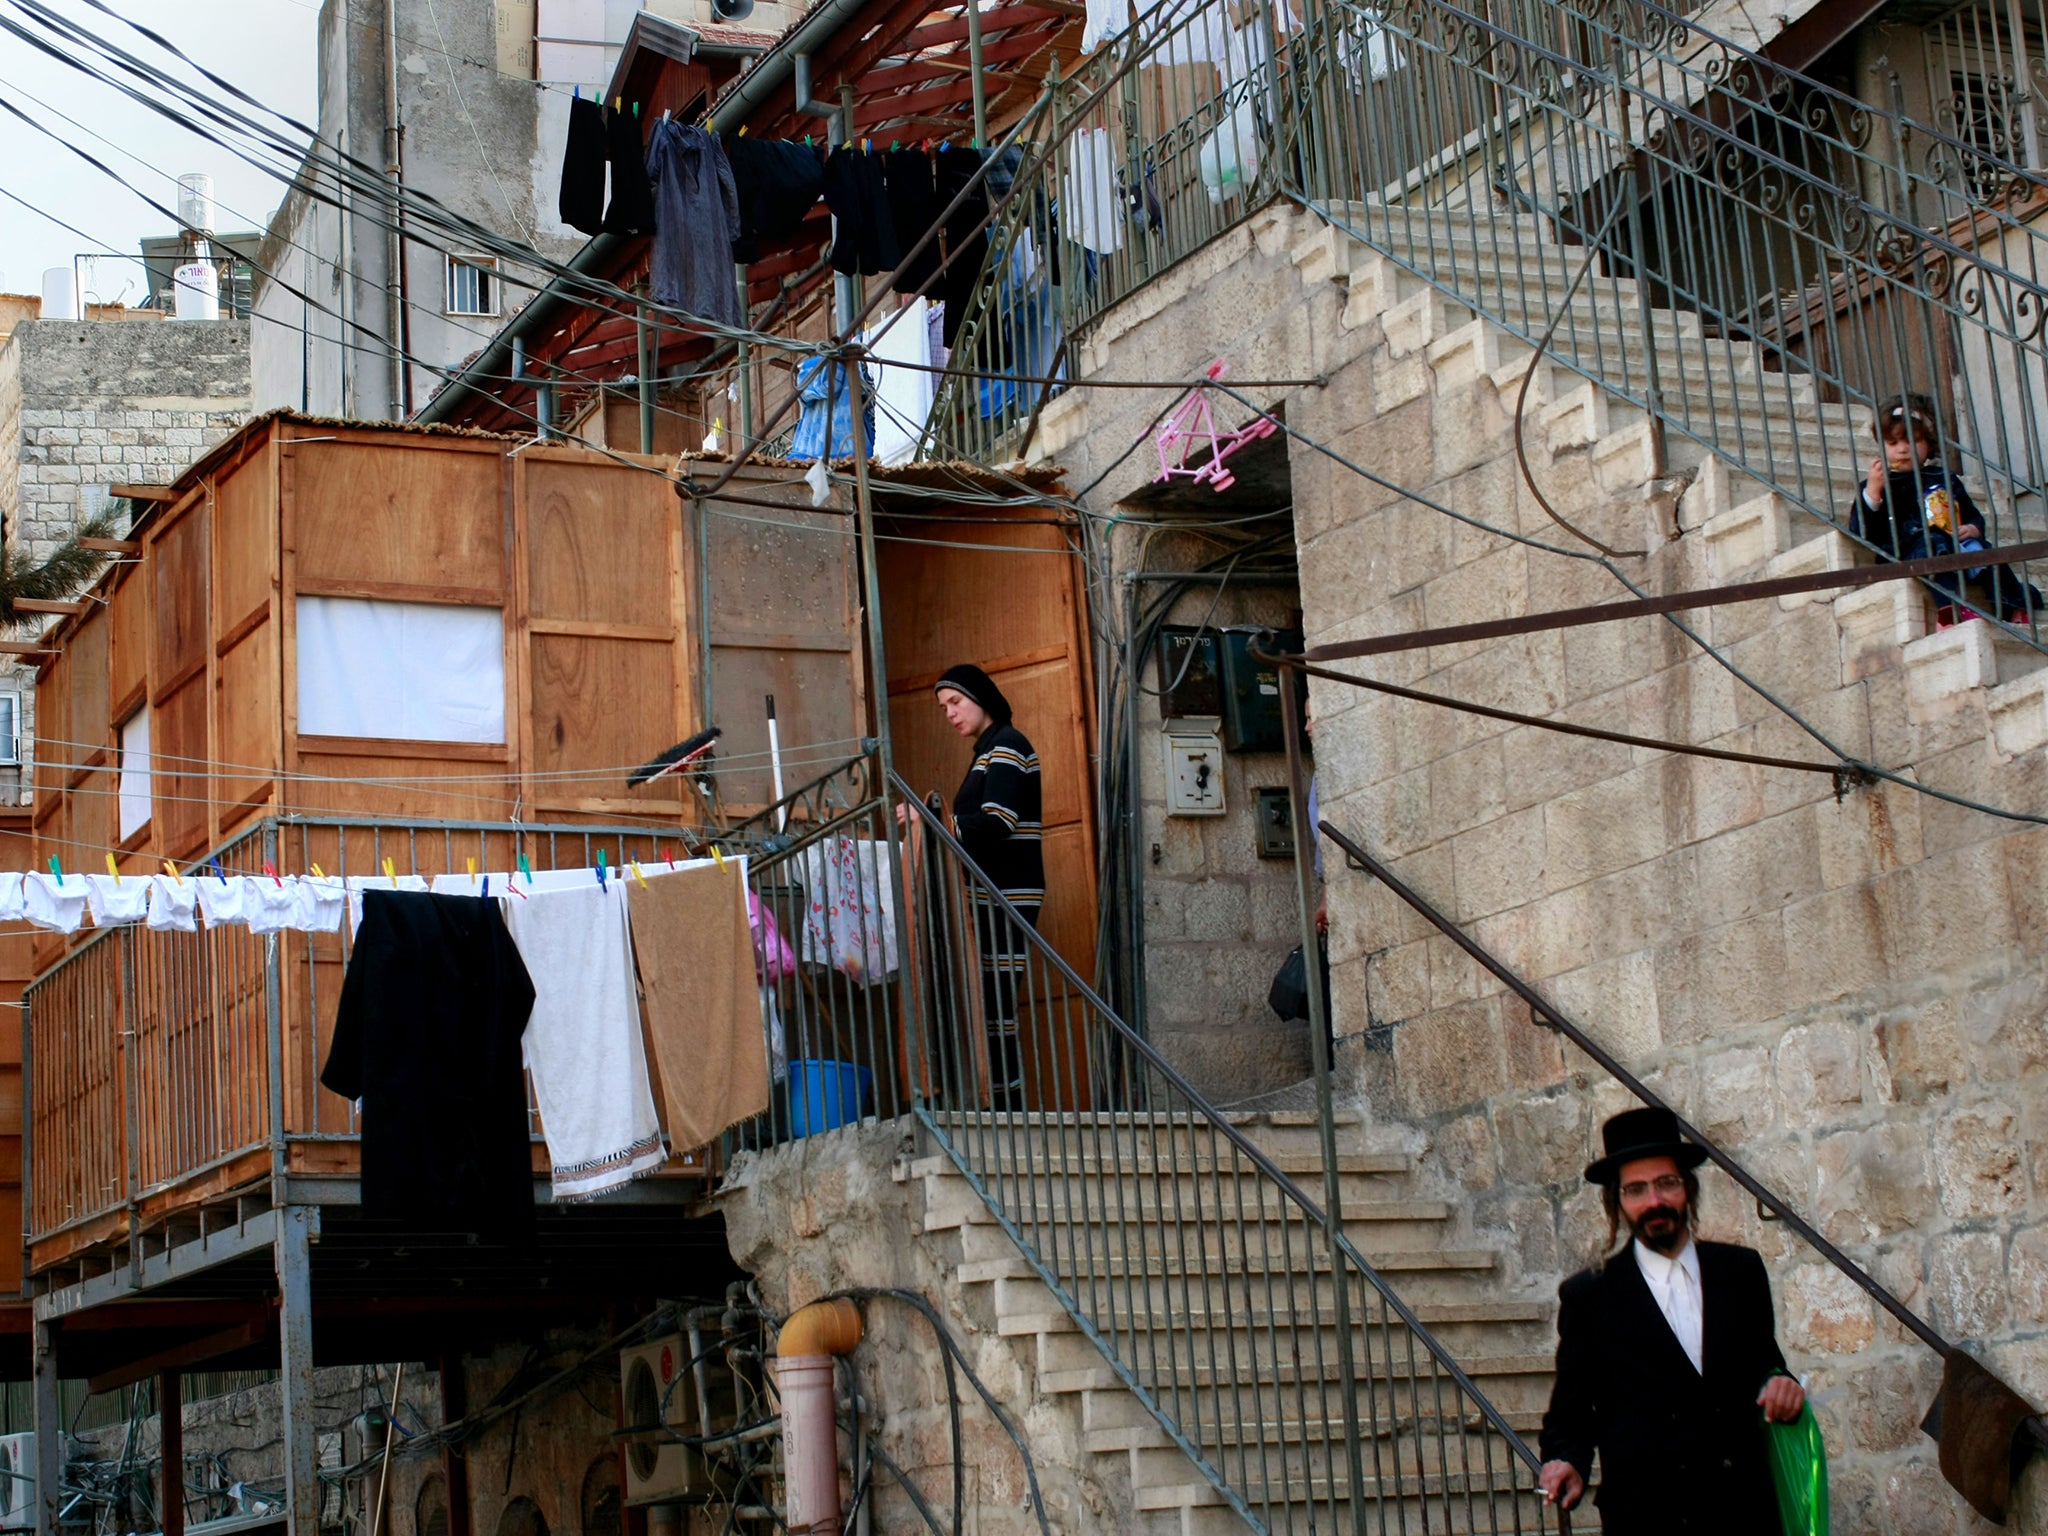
left=1218, top=627, right=1301, bottom=753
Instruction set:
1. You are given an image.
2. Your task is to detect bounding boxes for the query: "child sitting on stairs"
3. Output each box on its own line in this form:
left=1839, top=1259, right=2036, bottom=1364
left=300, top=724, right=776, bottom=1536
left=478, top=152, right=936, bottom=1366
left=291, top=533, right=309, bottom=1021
left=1849, top=392, right=2045, bottom=624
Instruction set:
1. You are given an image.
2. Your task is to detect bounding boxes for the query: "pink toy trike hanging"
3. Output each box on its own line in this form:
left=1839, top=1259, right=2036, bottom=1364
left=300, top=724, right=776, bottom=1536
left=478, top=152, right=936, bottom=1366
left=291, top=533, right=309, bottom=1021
left=1153, top=360, right=1279, bottom=493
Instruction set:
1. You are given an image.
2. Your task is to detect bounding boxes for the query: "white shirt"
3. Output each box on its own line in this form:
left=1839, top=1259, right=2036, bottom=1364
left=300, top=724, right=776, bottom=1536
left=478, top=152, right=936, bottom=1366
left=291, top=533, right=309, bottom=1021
left=1634, top=1236, right=1705, bottom=1375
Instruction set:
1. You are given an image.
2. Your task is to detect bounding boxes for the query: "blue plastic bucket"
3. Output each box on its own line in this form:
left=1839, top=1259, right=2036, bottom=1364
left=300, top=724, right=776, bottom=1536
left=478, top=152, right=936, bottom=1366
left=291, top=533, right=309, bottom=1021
left=788, top=1060, right=872, bottom=1136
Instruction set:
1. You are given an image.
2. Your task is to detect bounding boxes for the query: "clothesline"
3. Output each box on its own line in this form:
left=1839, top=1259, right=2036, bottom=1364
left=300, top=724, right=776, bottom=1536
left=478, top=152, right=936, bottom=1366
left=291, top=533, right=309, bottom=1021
left=0, top=854, right=736, bottom=938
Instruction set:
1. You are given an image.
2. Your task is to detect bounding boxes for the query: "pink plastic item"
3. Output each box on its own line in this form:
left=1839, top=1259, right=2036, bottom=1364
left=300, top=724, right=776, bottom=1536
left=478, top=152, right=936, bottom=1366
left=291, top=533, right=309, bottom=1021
left=749, top=891, right=798, bottom=982
left=1153, top=359, right=1280, bottom=493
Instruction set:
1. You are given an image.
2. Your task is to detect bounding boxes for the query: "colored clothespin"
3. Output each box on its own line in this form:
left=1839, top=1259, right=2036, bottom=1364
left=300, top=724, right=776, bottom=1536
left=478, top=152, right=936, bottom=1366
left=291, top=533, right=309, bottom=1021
left=574, top=86, right=580, bottom=100
left=482, top=876, right=490, bottom=899
left=737, top=125, right=747, bottom=136
left=614, top=96, right=622, bottom=111
left=630, top=861, right=649, bottom=890
left=632, top=101, right=641, bottom=118
left=263, top=860, right=282, bottom=888
left=46, top=856, right=60, bottom=881
left=661, top=845, right=674, bottom=868
left=891, top=139, right=900, bottom=152
left=804, top=133, right=812, bottom=146
left=162, top=860, right=183, bottom=886
left=210, top=858, right=227, bottom=885
left=596, top=849, right=608, bottom=889
left=311, top=864, right=324, bottom=880
left=467, top=856, right=478, bottom=885
left=382, top=856, right=397, bottom=885
left=711, top=845, right=726, bottom=870
left=517, top=852, right=533, bottom=887
left=106, top=853, right=120, bottom=885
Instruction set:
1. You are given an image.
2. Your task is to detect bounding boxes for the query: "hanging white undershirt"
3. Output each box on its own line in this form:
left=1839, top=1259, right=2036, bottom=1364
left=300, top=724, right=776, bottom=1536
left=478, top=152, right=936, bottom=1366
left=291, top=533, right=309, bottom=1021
left=1634, top=1236, right=1705, bottom=1375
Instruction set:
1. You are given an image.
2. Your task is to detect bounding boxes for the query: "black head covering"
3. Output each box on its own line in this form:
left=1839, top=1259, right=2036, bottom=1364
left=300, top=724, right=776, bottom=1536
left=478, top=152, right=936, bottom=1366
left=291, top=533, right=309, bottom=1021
left=1583, top=1106, right=1708, bottom=1186
left=934, top=663, right=1012, bottom=727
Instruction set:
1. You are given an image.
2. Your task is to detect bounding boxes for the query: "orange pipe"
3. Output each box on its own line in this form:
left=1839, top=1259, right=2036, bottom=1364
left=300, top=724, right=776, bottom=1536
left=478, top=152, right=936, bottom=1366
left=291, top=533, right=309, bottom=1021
left=776, top=1297, right=864, bottom=1359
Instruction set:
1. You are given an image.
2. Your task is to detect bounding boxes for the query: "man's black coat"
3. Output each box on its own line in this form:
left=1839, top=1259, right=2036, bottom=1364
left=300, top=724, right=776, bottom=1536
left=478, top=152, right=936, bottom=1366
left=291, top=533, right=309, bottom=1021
left=1539, top=1239, right=1789, bottom=1534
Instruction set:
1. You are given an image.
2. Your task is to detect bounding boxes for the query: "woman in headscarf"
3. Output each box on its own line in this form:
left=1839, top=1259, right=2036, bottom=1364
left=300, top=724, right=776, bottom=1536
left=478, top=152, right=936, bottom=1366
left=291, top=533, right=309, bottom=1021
left=934, top=663, right=1042, bottom=1112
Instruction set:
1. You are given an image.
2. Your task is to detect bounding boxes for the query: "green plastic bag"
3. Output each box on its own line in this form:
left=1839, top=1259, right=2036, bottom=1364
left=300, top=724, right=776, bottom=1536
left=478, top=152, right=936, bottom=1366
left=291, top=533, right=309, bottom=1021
left=1767, top=1402, right=1830, bottom=1536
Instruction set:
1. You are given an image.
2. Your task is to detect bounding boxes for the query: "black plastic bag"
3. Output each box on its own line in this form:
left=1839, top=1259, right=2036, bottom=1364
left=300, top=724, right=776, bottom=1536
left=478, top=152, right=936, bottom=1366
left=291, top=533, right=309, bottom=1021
left=1269, top=945, right=1310, bottom=1021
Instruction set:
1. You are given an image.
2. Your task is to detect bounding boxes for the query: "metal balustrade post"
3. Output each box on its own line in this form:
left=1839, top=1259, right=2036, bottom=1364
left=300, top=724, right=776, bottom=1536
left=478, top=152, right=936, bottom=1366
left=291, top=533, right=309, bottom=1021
left=263, top=823, right=288, bottom=1188
left=274, top=1204, right=320, bottom=1536
left=31, top=1319, right=59, bottom=1536
left=1279, top=667, right=1367, bottom=1533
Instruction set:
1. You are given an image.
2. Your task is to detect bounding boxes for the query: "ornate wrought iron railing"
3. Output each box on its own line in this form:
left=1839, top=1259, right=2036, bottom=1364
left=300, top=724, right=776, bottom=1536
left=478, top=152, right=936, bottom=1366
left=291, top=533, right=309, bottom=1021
left=922, top=0, right=2048, bottom=641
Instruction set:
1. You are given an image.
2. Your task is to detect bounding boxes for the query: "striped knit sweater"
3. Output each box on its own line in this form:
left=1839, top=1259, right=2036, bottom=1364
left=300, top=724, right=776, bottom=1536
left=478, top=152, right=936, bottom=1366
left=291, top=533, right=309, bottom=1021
left=952, top=722, right=1044, bottom=908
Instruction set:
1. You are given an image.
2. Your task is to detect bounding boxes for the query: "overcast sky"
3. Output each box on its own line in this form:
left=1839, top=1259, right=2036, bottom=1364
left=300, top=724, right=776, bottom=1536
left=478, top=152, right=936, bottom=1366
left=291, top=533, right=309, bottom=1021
left=0, top=0, right=319, bottom=306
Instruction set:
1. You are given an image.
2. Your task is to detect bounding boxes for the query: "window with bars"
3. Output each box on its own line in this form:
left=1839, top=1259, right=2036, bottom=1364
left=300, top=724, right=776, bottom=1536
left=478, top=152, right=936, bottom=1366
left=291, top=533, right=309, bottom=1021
left=446, top=254, right=501, bottom=317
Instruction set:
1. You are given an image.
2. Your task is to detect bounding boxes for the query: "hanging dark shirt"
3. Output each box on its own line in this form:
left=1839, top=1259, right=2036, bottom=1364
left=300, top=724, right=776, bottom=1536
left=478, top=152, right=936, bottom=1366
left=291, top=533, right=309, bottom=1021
left=952, top=721, right=1045, bottom=908
left=559, top=95, right=608, bottom=236
left=603, top=102, right=657, bottom=235
left=884, top=148, right=943, bottom=294
left=646, top=120, right=744, bottom=325
left=823, top=145, right=901, bottom=275
left=936, top=146, right=990, bottom=346
left=321, top=891, right=537, bottom=1235
left=723, top=135, right=826, bottom=263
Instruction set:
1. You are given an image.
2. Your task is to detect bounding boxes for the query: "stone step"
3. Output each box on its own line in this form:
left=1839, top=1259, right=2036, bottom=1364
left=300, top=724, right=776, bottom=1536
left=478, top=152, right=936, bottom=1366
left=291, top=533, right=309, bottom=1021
left=1088, top=1401, right=1552, bottom=1456
left=1169, top=1499, right=1599, bottom=1536
left=936, top=1194, right=1453, bottom=1245
left=910, top=1149, right=1410, bottom=1182
left=1901, top=616, right=2048, bottom=722
left=1132, top=1463, right=1553, bottom=1516
left=956, top=1242, right=1500, bottom=1287
left=997, top=1295, right=1550, bottom=1340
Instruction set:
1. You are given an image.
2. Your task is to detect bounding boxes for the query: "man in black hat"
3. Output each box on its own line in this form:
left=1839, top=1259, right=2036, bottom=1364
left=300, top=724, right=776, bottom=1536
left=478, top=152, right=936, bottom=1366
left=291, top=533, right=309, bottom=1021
left=1537, top=1106, right=1806, bottom=1532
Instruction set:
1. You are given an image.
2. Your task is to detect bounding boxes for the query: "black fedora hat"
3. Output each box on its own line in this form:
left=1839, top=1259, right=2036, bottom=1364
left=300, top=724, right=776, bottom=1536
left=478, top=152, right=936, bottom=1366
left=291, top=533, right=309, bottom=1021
left=1584, top=1106, right=1708, bottom=1186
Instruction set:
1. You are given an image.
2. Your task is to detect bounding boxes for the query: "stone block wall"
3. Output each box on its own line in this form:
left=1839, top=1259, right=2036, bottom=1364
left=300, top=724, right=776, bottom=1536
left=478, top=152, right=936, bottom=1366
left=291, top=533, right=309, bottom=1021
left=0, top=318, right=251, bottom=794
left=720, top=1121, right=1127, bottom=1535
left=1031, top=201, right=2048, bottom=1533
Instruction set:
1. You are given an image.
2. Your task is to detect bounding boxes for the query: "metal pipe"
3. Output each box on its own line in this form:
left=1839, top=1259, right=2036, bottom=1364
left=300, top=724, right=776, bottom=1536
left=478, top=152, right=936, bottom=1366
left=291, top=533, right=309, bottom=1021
left=637, top=290, right=656, bottom=454
left=1280, top=664, right=1368, bottom=1534
left=383, top=0, right=410, bottom=419
left=964, top=0, right=989, bottom=145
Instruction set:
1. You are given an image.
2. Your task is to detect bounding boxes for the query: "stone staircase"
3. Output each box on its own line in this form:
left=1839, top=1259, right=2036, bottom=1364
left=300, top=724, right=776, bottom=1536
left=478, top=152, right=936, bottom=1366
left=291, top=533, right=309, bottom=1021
left=1285, top=204, right=2048, bottom=764
left=912, top=1109, right=1580, bottom=1535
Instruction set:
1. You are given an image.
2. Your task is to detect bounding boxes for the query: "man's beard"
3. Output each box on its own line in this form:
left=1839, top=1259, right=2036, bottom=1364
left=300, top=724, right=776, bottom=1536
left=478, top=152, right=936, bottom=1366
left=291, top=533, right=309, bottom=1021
left=1627, top=1202, right=1690, bottom=1255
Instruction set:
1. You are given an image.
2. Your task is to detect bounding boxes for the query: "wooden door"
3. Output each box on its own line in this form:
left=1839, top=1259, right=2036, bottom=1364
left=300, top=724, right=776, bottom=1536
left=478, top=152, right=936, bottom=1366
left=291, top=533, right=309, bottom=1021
left=878, top=504, right=1098, bottom=1110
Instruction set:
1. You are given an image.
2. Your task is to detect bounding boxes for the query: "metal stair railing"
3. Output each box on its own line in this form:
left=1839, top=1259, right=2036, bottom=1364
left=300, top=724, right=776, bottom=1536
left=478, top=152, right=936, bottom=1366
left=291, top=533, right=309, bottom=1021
left=728, top=770, right=1567, bottom=1530
left=1291, top=0, right=2048, bottom=644
left=918, top=0, right=2048, bottom=650
left=1314, top=815, right=2048, bottom=1464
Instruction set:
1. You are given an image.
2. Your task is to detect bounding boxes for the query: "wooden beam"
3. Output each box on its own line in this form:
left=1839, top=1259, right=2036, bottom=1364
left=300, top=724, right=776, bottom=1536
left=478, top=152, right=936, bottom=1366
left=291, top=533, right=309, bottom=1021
left=76, top=538, right=141, bottom=555
left=9, top=599, right=85, bottom=616
left=109, top=484, right=176, bottom=503
left=0, top=644, right=52, bottom=658
left=86, top=1320, right=266, bottom=1394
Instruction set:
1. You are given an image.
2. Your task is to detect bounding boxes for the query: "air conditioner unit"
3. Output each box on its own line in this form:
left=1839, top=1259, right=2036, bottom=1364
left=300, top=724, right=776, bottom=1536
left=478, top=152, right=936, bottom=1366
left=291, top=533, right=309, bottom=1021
left=0, top=1432, right=35, bottom=1529
left=619, top=1336, right=710, bottom=1506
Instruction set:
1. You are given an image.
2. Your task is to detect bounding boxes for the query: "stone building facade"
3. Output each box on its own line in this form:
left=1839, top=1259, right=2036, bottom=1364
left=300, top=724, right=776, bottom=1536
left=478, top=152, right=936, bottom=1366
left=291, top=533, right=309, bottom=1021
left=1024, top=203, right=2048, bottom=1532
left=0, top=316, right=252, bottom=796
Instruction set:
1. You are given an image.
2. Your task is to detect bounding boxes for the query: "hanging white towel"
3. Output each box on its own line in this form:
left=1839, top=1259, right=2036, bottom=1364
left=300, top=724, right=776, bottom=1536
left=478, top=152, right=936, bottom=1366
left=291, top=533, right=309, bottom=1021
left=865, top=299, right=936, bottom=466
left=0, top=872, right=26, bottom=924
left=292, top=876, right=347, bottom=934
left=244, top=878, right=301, bottom=935
left=146, top=875, right=199, bottom=932
left=500, top=879, right=666, bottom=1201
left=195, top=875, right=251, bottom=929
left=1061, top=130, right=1126, bottom=254
left=84, top=874, right=151, bottom=927
left=23, top=872, right=89, bottom=933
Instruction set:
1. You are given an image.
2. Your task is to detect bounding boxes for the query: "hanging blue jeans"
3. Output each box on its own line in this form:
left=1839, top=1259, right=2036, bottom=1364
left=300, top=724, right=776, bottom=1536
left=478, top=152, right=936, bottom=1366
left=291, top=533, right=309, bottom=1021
left=791, top=358, right=876, bottom=460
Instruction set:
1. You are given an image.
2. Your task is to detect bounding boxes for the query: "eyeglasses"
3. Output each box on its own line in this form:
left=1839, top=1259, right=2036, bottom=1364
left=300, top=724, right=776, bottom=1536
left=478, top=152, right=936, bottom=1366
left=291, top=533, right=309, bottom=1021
left=1619, top=1174, right=1687, bottom=1201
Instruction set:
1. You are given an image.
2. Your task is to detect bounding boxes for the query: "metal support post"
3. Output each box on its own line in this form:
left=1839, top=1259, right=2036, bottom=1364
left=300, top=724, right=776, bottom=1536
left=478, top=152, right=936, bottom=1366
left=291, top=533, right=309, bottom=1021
left=636, top=288, right=657, bottom=456
left=264, top=828, right=288, bottom=1190
left=440, top=1359, right=472, bottom=1536
left=965, top=0, right=990, bottom=145
left=159, top=1369, right=184, bottom=1536
left=1279, top=677, right=1368, bottom=1536
left=274, top=1205, right=320, bottom=1536
left=31, top=1320, right=59, bottom=1536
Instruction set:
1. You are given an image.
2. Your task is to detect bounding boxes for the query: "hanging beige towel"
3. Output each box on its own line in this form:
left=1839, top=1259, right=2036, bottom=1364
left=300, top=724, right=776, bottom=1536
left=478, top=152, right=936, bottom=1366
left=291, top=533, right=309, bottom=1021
left=630, top=858, right=771, bottom=1151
